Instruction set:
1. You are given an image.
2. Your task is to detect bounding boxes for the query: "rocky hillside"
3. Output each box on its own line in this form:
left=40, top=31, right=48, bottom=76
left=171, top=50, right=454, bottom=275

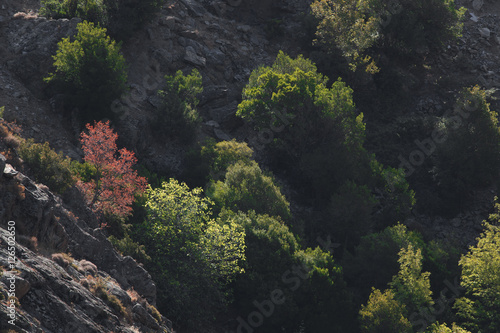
left=2, top=0, right=500, bottom=331
left=0, top=154, right=172, bottom=332
left=0, top=0, right=313, bottom=331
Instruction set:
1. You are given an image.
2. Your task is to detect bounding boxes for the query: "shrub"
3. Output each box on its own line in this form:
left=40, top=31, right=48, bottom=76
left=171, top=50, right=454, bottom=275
left=45, top=21, right=127, bottom=122
left=19, top=139, right=76, bottom=193
left=153, top=69, right=203, bottom=143
left=202, top=139, right=253, bottom=181
left=359, top=288, right=412, bottom=333
left=311, top=0, right=466, bottom=69
left=51, top=252, right=77, bottom=269
left=89, top=276, right=130, bottom=320
left=433, top=86, right=500, bottom=213
left=40, top=0, right=107, bottom=25
left=426, top=323, right=471, bottom=333
left=108, top=234, right=151, bottom=264
left=454, top=206, right=500, bottom=333
left=39, top=0, right=162, bottom=40
left=207, top=160, right=291, bottom=220
left=147, top=304, right=162, bottom=322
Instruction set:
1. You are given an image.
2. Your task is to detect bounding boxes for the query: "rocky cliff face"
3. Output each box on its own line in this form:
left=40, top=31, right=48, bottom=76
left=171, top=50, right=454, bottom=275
left=0, top=156, right=172, bottom=332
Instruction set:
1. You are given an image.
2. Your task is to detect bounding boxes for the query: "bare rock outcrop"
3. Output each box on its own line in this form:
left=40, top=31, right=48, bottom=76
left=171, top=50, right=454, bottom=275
left=0, top=158, right=171, bottom=332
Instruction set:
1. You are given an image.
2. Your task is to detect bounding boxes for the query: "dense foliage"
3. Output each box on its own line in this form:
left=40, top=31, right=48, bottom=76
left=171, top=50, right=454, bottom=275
left=136, top=180, right=245, bottom=329
left=208, top=160, right=291, bottom=220
left=154, top=69, right=203, bottom=143
left=433, top=86, right=500, bottom=211
left=18, top=139, right=76, bottom=193
left=45, top=21, right=127, bottom=122
left=23, top=2, right=500, bottom=332
left=39, top=0, right=162, bottom=39
left=454, top=204, right=500, bottom=333
left=311, top=0, right=466, bottom=70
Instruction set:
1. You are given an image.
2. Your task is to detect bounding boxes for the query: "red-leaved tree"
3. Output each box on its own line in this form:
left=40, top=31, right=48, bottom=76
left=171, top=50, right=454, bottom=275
left=78, top=120, right=147, bottom=219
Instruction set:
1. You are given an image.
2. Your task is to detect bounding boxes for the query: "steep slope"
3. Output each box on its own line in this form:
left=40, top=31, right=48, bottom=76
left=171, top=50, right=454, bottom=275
left=0, top=156, right=172, bottom=332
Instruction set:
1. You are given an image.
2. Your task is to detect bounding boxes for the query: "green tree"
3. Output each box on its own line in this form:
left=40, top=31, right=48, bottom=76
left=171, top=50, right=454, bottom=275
left=359, top=288, right=412, bottom=333
left=207, top=160, right=291, bottom=220
left=344, top=223, right=425, bottom=303
left=238, top=51, right=363, bottom=158
left=220, top=210, right=354, bottom=332
left=46, top=21, right=127, bottom=122
left=202, top=139, right=253, bottom=181
left=154, top=69, right=203, bottom=143
left=217, top=210, right=299, bottom=332
left=237, top=51, right=367, bottom=200
left=426, top=322, right=471, bottom=333
left=433, top=86, right=500, bottom=212
left=137, top=179, right=245, bottom=329
left=311, top=0, right=380, bottom=72
left=454, top=207, right=500, bottom=332
left=389, top=244, right=434, bottom=315
left=293, top=247, right=356, bottom=332
left=40, top=0, right=107, bottom=24
left=326, top=180, right=378, bottom=248
left=311, top=0, right=465, bottom=68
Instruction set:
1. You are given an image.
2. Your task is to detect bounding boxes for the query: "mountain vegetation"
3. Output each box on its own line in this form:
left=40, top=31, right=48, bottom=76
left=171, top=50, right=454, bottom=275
left=2, top=0, right=500, bottom=332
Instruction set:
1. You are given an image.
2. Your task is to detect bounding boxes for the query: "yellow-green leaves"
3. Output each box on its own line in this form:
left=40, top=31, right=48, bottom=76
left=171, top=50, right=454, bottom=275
left=455, top=219, right=500, bottom=332
left=359, top=288, right=412, bottom=333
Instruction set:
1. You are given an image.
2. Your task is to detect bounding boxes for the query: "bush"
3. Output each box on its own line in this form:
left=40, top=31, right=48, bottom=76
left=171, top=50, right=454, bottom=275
left=89, top=276, right=130, bottom=320
left=40, top=0, right=107, bottom=24
left=108, top=234, right=151, bottom=264
left=19, top=139, right=76, bottom=193
left=237, top=51, right=367, bottom=201
left=39, top=0, right=162, bottom=40
left=359, top=288, right=412, bottom=333
left=454, top=205, right=500, bottom=332
left=433, top=86, right=500, bottom=213
left=343, top=223, right=425, bottom=302
left=207, top=160, right=291, bottom=220
left=311, top=0, right=465, bottom=69
left=153, top=69, right=203, bottom=143
left=201, top=139, right=253, bottom=180
left=45, top=21, right=127, bottom=123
